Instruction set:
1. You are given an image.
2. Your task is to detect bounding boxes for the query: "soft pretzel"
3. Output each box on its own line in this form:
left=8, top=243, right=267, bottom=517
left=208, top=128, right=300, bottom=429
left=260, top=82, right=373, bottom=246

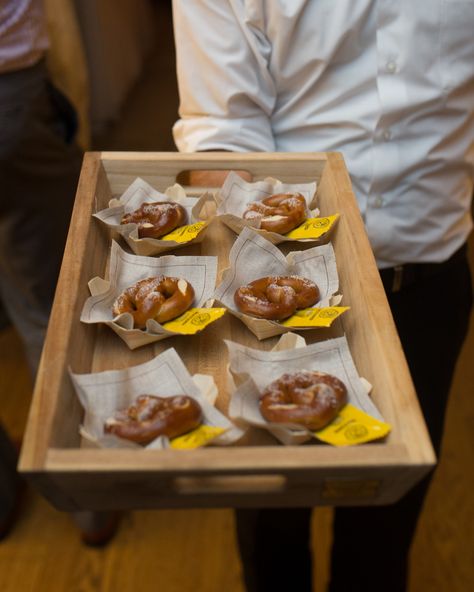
left=234, top=275, right=320, bottom=320
left=242, top=193, right=306, bottom=234
left=121, top=201, right=187, bottom=239
left=104, top=394, right=203, bottom=444
left=112, top=276, right=195, bottom=328
left=259, top=371, right=347, bottom=430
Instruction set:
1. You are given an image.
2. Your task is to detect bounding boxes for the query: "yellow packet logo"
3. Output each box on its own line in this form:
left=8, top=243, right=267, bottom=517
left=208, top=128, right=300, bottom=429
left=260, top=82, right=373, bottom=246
left=170, top=425, right=227, bottom=450
left=162, top=307, right=226, bottom=334
left=314, top=404, right=391, bottom=446
left=281, top=306, right=349, bottom=328
left=161, top=221, right=207, bottom=243
left=285, top=214, right=340, bottom=239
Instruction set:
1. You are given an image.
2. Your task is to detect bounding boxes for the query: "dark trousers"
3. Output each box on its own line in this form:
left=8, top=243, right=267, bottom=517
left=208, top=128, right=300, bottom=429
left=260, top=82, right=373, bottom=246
left=235, top=247, right=473, bottom=592
left=0, top=61, right=111, bottom=536
left=0, top=59, right=82, bottom=375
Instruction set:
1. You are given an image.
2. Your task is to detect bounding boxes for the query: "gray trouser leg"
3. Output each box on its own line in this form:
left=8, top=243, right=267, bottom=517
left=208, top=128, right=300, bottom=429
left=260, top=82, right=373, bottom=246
left=0, top=63, right=114, bottom=537
left=0, top=60, right=82, bottom=376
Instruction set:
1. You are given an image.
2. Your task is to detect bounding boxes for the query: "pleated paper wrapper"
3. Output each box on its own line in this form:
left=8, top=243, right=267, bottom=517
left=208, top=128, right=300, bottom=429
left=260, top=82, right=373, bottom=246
left=215, top=171, right=338, bottom=244
left=213, top=227, right=344, bottom=340
left=80, top=241, right=221, bottom=349
left=226, top=333, right=383, bottom=446
left=70, top=348, right=244, bottom=450
left=93, top=177, right=214, bottom=256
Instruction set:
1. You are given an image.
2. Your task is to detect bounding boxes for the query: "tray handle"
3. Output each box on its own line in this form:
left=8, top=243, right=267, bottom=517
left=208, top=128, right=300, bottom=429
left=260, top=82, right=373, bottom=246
left=174, top=474, right=287, bottom=495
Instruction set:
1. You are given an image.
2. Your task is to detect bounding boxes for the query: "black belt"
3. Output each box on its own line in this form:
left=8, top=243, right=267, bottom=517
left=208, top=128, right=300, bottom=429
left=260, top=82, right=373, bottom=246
left=379, top=243, right=468, bottom=293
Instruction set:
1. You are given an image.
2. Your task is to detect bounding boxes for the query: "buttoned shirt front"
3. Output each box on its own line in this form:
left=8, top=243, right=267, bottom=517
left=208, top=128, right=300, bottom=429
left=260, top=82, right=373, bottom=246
left=173, top=0, right=474, bottom=268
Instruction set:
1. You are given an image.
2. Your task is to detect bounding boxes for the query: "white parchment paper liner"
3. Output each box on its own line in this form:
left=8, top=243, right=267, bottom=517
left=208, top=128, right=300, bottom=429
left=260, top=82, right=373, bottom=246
left=93, top=177, right=213, bottom=256
left=216, top=171, right=323, bottom=244
left=80, top=241, right=218, bottom=349
left=226, top=333, right=382, bottom=445
left=213, top=227, right=342, bottom=340
left=70, top=348, right=244, bottom=449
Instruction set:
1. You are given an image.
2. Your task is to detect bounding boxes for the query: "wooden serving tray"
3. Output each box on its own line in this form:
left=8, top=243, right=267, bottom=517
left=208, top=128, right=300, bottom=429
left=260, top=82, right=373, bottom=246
left=19, top=152, right=435, bottom=511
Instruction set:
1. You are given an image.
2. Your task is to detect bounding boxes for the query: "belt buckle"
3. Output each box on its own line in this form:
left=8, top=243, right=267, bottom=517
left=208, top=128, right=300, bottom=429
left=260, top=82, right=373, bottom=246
left=392, top=265, right=404, bottom=292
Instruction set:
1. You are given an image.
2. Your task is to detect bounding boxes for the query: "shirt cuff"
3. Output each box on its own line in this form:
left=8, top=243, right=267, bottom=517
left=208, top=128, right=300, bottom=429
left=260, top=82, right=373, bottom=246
left=173, top=115, right=275, bottom=153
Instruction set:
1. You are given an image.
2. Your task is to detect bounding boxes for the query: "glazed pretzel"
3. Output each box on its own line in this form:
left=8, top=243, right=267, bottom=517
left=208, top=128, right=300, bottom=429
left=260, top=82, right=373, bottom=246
left=242, top=193, right=307, bottom=234
left=121, top=201, right=187, bottom=239
left=259, top=371, right=347, bottom=430
left=104, top=394, right=203, bottom=444
left=234, top=275, right=320, bottom=320
left=112, top=276, right=195, bottom=328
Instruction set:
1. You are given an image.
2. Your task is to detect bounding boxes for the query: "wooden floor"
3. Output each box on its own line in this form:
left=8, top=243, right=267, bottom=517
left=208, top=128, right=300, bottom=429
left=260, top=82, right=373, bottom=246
left=1, top=4, right=473, bottom=590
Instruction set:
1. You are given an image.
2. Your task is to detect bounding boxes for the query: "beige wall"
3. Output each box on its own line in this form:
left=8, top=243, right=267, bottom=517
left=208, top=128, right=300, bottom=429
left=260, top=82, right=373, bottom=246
left=45, top=0, right=90, bottom=149
left=45, top=0, right=157, bottom=148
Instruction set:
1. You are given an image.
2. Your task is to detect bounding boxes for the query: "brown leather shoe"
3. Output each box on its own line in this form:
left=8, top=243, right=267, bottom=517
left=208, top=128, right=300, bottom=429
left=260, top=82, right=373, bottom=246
left=0, top=431, right=26, bottom=542
left=79, top=512, right=122, bottom=548
left=0, top=480, right=26, bottom=542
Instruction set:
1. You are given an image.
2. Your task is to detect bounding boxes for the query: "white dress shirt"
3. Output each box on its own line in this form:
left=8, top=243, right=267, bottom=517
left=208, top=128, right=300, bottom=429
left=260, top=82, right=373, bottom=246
left=172, top=0, right=474, bottom=268
left=0, top=0, right=48, bottom=74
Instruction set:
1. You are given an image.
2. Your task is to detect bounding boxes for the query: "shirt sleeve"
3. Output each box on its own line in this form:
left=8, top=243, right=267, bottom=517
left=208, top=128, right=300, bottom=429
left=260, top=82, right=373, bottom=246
left=172, top=0, right=276, bottom=152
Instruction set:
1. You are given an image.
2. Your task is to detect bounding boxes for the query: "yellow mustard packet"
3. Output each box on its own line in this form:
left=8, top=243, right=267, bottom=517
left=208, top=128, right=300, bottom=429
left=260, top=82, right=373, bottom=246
left=162, top=307, right=226, bottom=334
left=285, top=214, right=340, bottom=239
left=170, top=425, right=227, bottom=450
left=314, top=404, right=391, bottom=446
left=281, top=306, right=349, bottom=328
left=161, top=221, right=207, bottom=243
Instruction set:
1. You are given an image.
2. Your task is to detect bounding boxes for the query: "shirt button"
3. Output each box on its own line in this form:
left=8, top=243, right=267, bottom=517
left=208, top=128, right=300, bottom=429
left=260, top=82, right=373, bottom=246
left=383, top=129, right=392, bottom=140
left=386, top=60, right=397, bottom=73
left=374, top=196, right=384, bottom=208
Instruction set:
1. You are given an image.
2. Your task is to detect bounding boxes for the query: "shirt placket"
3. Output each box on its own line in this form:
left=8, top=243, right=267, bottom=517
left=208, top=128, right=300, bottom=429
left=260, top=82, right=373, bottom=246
left=367, top=1, right=407, bottom=221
